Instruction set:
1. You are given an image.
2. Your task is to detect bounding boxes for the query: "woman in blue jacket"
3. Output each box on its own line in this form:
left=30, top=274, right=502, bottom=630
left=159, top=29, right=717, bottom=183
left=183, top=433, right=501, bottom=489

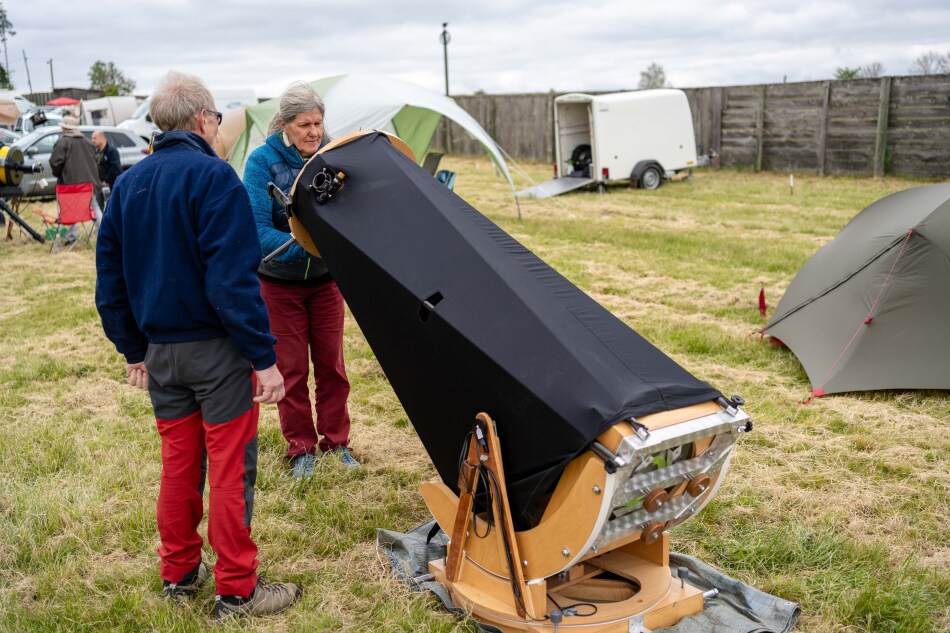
left=243, top=82, right=358, bottom=477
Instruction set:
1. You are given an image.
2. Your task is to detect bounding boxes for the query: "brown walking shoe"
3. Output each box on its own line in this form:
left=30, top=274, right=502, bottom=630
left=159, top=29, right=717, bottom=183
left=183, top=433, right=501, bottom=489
left=214, top=577, right=302, bottom=621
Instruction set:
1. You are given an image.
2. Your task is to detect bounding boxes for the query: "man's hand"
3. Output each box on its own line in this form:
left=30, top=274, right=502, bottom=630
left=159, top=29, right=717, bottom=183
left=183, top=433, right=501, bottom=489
left=254, top=364, right=285, bottom=404
left=126, top=362, right=149, bottom=390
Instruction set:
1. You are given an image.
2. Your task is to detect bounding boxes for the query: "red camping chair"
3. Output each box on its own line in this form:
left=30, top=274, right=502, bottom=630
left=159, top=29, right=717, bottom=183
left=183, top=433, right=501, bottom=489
left=34, top=183, right=97, bottom=253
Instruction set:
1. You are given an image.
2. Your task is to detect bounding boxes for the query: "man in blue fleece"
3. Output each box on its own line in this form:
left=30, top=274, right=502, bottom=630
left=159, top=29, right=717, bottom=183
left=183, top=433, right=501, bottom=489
left=95, top=70, right=301, bottom=621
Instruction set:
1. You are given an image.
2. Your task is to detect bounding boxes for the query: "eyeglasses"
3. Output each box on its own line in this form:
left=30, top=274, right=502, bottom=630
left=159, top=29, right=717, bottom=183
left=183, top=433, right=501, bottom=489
left=204, top=109, right=223, bottom=125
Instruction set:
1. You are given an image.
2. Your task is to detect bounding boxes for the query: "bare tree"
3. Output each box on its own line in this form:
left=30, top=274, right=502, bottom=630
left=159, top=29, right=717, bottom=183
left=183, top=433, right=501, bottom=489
left=908, top=51, right=950, bottom=75
left=639, top=63, right=671, bottom=89
left=859, top=62, right=885, bottom=78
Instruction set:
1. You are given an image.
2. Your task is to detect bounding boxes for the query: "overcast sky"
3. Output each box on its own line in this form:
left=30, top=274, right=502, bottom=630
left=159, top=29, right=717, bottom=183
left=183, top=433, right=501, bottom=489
left=4, top=1, right=949, bottom=99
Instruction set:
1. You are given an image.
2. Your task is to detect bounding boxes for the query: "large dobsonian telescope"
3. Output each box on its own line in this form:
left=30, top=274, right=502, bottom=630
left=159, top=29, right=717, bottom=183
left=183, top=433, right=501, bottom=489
left=279, top=131, right=751, bottom=632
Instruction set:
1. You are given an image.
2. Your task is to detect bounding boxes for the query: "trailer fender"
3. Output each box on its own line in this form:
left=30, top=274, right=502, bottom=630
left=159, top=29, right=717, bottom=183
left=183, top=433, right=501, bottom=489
left=631, top=160, right=664, bottom=190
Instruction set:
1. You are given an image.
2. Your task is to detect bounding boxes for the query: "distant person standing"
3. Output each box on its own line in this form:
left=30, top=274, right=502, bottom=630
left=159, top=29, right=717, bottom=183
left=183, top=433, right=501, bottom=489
left=50, top=115, right=102, bottom=240
left=91, top=129, right=122, bottom=206
left=95, top=70, right=301, bottom=621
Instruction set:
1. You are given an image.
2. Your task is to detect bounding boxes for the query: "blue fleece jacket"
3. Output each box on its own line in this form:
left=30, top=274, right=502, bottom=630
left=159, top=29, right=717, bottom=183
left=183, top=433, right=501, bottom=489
left=95, top=130, right=277, bottom=369
left=243, top=132, right=329, bottom=280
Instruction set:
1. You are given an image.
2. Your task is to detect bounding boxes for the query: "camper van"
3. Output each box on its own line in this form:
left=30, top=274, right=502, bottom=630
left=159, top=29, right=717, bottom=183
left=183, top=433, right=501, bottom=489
left=118, top=88, right=257, bottom=141
left=80, top=96, right=140, bottom=127
left=517, top=89, right=705, bottom=199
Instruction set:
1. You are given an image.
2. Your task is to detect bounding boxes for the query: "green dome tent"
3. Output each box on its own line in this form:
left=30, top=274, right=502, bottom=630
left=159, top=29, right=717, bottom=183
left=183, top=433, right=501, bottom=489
left=763, top=184, right=950, bottom=398
left=227, top=73, right=513, bottom=190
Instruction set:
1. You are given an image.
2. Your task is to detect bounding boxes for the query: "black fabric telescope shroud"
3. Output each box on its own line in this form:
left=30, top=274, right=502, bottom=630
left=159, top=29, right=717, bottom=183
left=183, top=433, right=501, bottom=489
left=292, top=133, right=721, bottom=529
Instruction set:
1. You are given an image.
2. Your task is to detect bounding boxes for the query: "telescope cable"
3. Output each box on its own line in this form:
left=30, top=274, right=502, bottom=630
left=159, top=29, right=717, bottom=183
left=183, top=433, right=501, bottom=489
left=546, top=592, right=600, bottom=619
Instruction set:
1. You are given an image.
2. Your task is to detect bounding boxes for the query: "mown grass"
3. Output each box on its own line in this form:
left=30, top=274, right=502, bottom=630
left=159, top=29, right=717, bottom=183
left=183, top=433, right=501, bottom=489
left=1, top=161, right=947, bottom=632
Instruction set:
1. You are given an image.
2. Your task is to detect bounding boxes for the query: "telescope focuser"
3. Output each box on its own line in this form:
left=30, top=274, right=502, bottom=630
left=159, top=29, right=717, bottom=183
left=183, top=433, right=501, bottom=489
left=310, top=167, right=346, bottom=204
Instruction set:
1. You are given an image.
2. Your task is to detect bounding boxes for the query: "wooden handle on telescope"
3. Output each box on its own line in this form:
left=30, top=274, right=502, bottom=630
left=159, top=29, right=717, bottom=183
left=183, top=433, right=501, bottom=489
left=443, top=413, right=537, bottom=619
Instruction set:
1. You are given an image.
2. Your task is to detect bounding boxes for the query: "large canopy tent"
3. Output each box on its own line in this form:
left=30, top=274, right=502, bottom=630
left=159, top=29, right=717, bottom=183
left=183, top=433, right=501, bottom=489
left=226, top=73, right=514, bottom=189
left=212, top=105, right=248, bottom=160
left=763, top=184, right=950, bottom=397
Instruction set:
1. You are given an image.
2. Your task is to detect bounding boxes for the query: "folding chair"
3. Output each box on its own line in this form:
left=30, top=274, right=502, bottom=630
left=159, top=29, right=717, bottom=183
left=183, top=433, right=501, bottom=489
left=34, top=183, right=96, bottom=253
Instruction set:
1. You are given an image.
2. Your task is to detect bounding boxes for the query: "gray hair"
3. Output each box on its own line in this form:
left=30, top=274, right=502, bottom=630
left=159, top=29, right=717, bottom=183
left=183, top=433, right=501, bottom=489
left=150, top=70, right=215, bottom=133
left=268, top=81, right=326, bottom=135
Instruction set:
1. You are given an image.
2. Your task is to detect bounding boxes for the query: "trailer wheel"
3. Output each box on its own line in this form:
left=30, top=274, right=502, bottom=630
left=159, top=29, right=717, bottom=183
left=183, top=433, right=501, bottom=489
left=638, top=165, right=662, bottom=190
left=570, top=144, right=592, bottom=177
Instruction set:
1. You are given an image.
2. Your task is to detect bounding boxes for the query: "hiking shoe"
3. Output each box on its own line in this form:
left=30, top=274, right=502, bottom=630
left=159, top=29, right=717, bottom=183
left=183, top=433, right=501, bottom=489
left=215, top=577, right=302, bottom=621
left=291, top=453, right=318, bottom=479
left=327, top=447, right=361, bottom=469
left=162, top=561, right=208, bottom=600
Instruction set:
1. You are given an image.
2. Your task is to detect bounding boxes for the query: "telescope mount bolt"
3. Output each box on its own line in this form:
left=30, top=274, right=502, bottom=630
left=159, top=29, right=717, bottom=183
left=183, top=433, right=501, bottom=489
left=592, top=485, right=601, bottom=495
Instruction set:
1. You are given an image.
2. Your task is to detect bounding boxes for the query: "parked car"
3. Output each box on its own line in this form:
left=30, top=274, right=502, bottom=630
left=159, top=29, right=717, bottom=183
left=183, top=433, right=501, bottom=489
left=0, top=128, right=20, bottom=145
left=13, top=126, right=150, bottom=198
left=13, top=107, right=66, bottom=135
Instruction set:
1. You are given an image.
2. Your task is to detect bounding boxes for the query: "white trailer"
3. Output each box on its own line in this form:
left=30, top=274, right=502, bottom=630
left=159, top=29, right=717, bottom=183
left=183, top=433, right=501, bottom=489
left=80, top=96, right=141, bottom=127
left=517, top=89, right=705, bottom=199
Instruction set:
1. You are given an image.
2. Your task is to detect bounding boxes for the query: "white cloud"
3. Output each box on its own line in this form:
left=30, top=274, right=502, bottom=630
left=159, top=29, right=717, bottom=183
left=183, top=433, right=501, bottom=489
left=4, top=0, right=949, bottom=98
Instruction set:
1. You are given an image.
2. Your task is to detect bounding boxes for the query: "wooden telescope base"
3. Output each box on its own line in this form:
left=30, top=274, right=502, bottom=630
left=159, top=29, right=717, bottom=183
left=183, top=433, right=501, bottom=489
left=427, top=532, right=704, bottom=632
left=418, top=408, right=737, bottom=632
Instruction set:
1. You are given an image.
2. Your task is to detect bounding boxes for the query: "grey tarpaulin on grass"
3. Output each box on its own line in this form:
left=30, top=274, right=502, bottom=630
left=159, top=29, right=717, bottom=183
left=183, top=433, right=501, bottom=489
left=377, top=520, right=800, bottom=633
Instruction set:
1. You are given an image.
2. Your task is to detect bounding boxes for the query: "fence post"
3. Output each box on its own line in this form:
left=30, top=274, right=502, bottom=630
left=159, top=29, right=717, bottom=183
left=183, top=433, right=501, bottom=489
left=710, top=87, right=722, bottom=169
left=873, top=77, right=892, bottom=178
left=754, top=85, right=766, bottom=172
left=817, top=81, right=831, bottom=176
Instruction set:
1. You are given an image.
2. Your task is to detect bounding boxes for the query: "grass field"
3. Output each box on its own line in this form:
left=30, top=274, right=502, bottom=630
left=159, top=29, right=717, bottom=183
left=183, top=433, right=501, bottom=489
left=1, top=159, right=948, bottom=632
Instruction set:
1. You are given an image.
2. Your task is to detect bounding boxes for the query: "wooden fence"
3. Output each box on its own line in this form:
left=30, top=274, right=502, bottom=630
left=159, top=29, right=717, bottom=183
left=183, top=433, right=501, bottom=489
left=434, top=74, right=950, bottom=178
left=23, top=88, right=102, bottom=106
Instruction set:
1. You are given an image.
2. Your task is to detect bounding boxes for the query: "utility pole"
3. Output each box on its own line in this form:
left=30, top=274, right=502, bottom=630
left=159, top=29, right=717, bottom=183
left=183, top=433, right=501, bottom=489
left=46, top=58, right=54, bottom=91
left=439, top=23, right=452, bottom=153
left=22, top=49, right=32, bottom=94
left=440, top=22, right=450, bottom=96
